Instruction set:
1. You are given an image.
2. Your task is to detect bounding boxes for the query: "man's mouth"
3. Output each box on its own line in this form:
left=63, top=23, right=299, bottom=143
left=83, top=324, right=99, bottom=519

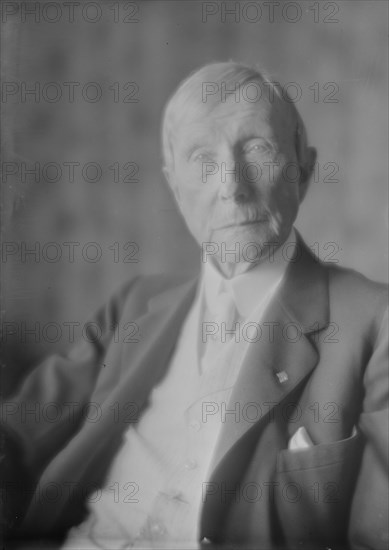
left=213, top=219, right=267, bottom=230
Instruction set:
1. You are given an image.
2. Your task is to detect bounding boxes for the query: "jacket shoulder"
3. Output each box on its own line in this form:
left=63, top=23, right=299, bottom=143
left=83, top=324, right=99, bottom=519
left=324, top=262, right=388, bottom=330
left=109, top=272, right=198, bottom=317
left=325, top=262, right=387, bottom=298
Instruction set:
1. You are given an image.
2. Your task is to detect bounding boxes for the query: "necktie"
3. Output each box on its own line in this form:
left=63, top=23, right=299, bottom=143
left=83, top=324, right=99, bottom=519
left=200, top=281, right=238, bottom=373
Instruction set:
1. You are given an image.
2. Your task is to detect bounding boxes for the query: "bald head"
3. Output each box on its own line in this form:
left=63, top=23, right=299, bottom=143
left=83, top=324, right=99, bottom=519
left=162, top=61, right=314, bottom=184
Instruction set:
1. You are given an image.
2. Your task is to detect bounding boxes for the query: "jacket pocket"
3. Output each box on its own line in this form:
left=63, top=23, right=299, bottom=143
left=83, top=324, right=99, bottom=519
left=274, top=429, right=363, bottom=547
left=276, top=428, right=361, bottom=473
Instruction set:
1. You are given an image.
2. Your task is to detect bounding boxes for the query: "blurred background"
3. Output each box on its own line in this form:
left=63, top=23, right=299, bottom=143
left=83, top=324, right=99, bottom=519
left=1, top=0, right=388, bottom=393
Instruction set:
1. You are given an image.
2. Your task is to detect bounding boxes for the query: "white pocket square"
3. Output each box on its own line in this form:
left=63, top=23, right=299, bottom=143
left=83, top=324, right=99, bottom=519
left=287, top=425, right=358, bottom=452
left=288, top=426, right=314, bottom=451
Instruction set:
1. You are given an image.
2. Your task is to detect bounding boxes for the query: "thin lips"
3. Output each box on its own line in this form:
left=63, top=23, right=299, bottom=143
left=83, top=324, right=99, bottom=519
left=214, top=219, right=267, bottom=230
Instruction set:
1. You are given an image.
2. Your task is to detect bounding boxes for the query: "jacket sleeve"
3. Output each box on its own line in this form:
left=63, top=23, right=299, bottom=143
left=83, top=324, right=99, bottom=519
left=0, top=278, right=137, bottom=534
left=348, top=305, right=389, bottom=550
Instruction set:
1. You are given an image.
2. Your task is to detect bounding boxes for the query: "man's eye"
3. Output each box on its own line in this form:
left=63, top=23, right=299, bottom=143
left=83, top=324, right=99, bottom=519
left=251, top=144, right=266, bottom=152
left=245, top=142, right=270, bottom=154
left=191, top=151, right=213, bottom=162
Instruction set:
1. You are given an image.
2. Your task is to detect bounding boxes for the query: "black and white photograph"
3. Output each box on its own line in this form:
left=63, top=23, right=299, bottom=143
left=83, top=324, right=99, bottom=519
left=1, top=1, right=388, bottom=549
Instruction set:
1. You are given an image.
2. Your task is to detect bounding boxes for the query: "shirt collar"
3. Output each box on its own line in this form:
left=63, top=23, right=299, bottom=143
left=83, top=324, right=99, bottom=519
left=202, top=228, right=297, bottom=318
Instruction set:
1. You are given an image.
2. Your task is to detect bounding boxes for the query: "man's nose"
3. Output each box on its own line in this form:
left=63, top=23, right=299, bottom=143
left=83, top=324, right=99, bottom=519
left=219, top=157, right=252, bottom=203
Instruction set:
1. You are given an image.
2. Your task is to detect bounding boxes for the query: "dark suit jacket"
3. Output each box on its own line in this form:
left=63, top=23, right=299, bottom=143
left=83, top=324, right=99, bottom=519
left=1, top=237, right=388, bottom=550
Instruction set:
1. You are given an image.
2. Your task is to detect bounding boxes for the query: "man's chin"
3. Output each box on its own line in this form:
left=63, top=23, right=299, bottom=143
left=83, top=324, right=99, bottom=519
left=210, top=226, right=281, bottom=263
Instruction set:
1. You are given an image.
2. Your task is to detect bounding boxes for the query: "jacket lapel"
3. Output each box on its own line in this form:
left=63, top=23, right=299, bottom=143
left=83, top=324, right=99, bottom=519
left=201, top=236, right=330, bottom=540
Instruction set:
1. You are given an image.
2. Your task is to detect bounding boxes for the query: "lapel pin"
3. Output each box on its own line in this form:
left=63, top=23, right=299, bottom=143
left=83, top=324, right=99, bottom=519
left=276, top=371, right=289, bottom=384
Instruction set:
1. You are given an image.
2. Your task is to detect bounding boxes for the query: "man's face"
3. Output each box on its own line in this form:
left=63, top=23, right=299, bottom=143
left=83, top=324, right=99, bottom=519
left=165, top=95, right=307, bottom=273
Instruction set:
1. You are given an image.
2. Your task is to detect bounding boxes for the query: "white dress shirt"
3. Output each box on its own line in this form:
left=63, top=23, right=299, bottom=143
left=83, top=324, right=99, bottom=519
left=62, top=230, right=297, bottom=550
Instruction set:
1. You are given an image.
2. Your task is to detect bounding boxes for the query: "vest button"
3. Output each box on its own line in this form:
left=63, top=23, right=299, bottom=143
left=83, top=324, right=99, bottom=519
left=184, top=459, right=198, bottom=470
left=149, top=521, right=166, bottom=536
left=189, top=420, right=201, bottom=431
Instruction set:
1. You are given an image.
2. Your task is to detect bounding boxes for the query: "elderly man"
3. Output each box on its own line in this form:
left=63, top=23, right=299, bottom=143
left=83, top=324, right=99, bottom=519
left=2, top=62, right=388, bottom=550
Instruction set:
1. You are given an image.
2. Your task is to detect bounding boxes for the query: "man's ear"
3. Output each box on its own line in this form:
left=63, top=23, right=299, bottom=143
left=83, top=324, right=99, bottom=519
left=298, top=146, right=317, bottom=203
left=162, top=166, right=181, bottom=205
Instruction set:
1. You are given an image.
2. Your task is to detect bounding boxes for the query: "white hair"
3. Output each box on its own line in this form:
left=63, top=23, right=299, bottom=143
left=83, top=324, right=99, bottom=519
left=161, top=61, right=312, bottom=180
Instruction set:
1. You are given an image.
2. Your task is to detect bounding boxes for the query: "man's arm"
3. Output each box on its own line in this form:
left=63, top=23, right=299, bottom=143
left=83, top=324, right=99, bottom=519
left=0, top=278, right=138, bottom=535
left=349, top=306, right=389, bottom=550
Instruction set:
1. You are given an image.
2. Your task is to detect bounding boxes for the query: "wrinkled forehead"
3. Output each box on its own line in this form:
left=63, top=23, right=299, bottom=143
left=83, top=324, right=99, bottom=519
left=173, top=85, right=296, bottom=144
